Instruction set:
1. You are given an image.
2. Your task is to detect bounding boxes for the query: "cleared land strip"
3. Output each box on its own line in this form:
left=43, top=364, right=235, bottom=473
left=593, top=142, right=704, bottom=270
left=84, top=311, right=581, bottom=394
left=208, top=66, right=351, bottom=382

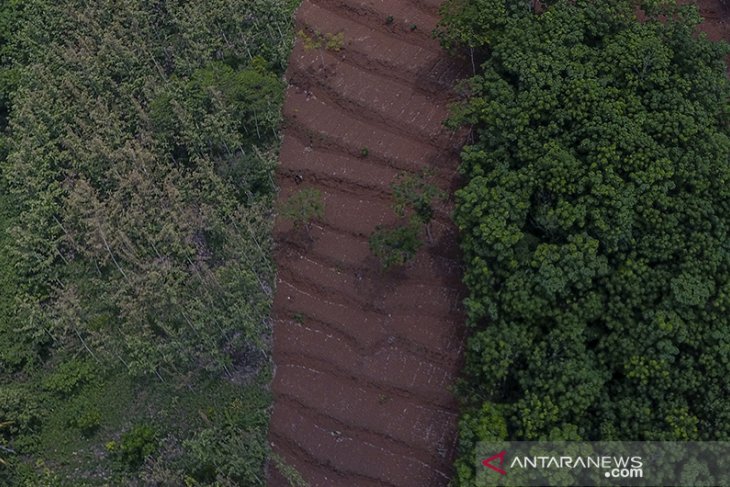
left=268, top=0, right=468, bottom=485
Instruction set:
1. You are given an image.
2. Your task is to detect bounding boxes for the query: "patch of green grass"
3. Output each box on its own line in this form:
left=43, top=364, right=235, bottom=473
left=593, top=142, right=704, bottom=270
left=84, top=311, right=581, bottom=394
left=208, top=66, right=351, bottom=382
left=9, top=366, right=273, bottom=485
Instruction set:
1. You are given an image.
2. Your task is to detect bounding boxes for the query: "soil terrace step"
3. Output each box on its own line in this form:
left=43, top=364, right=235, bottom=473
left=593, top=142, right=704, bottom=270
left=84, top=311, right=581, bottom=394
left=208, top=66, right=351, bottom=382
left=270, top=400, right=452, bottom=486
left=275, top=261, right=459, bottom=322
left=296, top=0, right=466, bottom=92
left=269, top=431, right=385, bottom=487
left=283, top=87, right=444, bottom=171
left=288, top=48, right=453, bottom=144
left=311, top=0, right=441, bottom=47
left=274, top=336, right=458, bottom=408
left=273, top=231, right=463, bottom=288
left=279, top=135, right=400, bottom=194
left=273, top=305, right=465, bottom=364
left=273, top=365, right=458, bottom=455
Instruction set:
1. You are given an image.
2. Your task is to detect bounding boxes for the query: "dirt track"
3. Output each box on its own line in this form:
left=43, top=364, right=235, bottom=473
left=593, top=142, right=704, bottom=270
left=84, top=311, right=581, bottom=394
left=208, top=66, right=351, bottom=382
left=267, top=0, right=468, bottom=485
left=267, top=2, right=730, bottom=486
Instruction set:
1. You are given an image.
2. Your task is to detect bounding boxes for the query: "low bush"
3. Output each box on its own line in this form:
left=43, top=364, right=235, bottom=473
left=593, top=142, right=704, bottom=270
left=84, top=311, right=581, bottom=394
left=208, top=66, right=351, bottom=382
left=41, top=360, right=95, bottom=396
left=369, top=221, right=423, bottom=269
left=0, top=384, right=41, bottom=451
left=279, top=187, right=325, bottom=235
left=108, top=424, right=159, bottom=470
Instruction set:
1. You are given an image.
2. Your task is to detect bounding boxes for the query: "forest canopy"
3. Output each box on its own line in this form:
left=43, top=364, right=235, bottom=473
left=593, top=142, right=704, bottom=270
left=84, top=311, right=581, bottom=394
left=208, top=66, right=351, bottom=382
left=438, top=0, right=730, bottom=484
left=0, top=0, right=297, bottom=484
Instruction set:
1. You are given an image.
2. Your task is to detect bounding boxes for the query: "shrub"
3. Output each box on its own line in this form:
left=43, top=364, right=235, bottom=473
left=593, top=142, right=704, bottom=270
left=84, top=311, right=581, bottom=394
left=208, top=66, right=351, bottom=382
left=0, top=384, right=41, bottom=451
left=41, top=360, right=95, bottom=396
left=391, top=169, right=444, bottom=226
left=369, top=221, right=422, bottom=269
left=279, top=187, right=325, bottom=234
left=110, top=424, right=159, bottom=470
left=180, top=395, right=271, bottom=486
left=298, top=30, right=344, bottom=52
left=67, top=405, right=102, bottom=437
left=183, top=426, right=267, bottom=486
left=369, top=170, right=444, bottom=268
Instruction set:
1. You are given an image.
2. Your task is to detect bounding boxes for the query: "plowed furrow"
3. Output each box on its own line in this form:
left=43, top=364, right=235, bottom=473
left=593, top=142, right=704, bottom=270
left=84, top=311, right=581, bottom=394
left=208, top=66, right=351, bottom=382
left=275, top=309, right=462, bottom=372
left=280, top=135, right=400, bottom=191
left=276, top=215, right=463, bottom=275
left=275, top=236, right=463, bottom=287
left=309, top=0, right=440, bottom=50
left=269, top=431, right=387, bottom=487
left=407, top=0, right=442, bottom=16
left=288, top=53, right=453, bottom=147
left=275, top=265, right=459, bottom=321
left=274, top=310, right=464, bottom=369
left=277, top=179, right=457, bottom=237
left=270, top=400, right=451, bottom=487
left=283, top=89, right=445, bottom=169
left=282, top=125, right=457, bottom=178
left=273, top=353, right=456, bottom=409
left=296, top=1, right=466, bottom=92
left=274, top=389, right=456, bottom=461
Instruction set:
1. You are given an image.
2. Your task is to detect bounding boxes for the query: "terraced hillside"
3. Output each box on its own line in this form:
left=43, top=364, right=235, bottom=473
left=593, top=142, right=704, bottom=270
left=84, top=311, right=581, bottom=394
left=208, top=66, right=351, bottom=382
left=268, top=0, right=468, bottom=485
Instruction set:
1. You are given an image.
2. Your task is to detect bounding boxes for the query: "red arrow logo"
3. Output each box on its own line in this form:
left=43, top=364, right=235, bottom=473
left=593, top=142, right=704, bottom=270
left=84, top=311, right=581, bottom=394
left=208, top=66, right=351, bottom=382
left=482, top=450, right=507, bottom=475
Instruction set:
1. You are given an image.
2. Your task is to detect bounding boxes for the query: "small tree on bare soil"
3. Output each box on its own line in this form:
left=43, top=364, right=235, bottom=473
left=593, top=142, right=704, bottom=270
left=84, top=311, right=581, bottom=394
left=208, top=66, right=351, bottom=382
left=392, top=169, right=445, bottom=242
left=279, top=187, right=325, bottom=237
left=369, top=220, right=422, bottom=269
left=369, top=170, right=445, bottom=269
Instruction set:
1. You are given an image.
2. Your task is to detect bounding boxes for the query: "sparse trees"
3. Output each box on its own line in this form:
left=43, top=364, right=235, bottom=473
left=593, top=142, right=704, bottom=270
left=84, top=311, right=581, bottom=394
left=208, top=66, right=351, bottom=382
left=369, top=170, right=444, bottom=269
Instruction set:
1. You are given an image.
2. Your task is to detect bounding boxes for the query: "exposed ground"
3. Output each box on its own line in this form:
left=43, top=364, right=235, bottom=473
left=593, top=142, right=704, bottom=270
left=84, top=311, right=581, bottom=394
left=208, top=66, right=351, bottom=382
left=693, top=0, right=730, bottom=42
left=267, top=1, right=730, bottom=486
left=267, top=0, right=468, bottom=485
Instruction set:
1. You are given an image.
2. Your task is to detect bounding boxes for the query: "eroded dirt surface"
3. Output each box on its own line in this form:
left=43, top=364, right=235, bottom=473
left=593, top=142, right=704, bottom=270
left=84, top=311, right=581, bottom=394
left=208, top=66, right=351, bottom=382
left=268, top=0, right=468, bottom=485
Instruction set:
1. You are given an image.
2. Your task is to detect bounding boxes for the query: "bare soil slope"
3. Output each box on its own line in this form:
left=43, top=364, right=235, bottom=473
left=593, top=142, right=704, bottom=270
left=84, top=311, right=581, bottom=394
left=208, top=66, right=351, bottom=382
left=267, top=1, right=468, bottom=485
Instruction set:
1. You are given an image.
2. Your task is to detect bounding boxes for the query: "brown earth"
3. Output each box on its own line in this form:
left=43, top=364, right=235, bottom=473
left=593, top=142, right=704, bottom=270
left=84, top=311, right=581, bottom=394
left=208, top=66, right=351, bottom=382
left=267, top=2, right=730, bottom=486
left=693, top=0, right=730, bottom=42
left=267, top=0, right=468, bottom=485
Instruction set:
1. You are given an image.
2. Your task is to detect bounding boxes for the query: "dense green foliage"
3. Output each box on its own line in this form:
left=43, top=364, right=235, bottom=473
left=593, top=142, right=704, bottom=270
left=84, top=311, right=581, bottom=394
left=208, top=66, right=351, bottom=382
left=439, top=0, right=730, bottom=483
left=0, top=0, right=298, bottom=484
